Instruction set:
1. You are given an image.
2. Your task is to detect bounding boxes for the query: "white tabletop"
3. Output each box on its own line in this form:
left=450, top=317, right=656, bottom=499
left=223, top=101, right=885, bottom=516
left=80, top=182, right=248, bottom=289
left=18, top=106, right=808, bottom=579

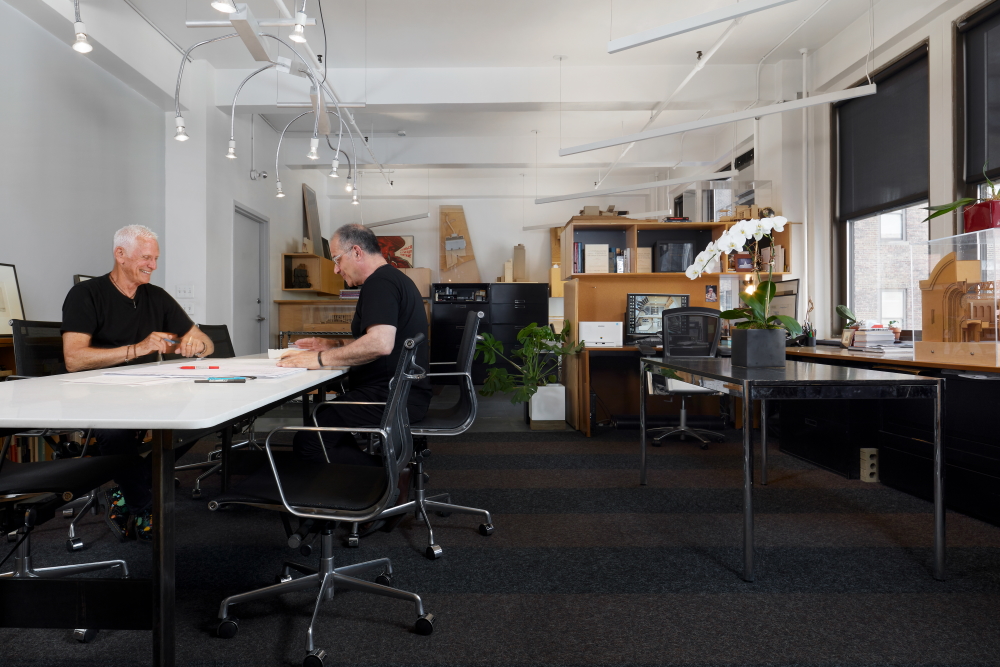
left=0, top=355, right=345, bottom=431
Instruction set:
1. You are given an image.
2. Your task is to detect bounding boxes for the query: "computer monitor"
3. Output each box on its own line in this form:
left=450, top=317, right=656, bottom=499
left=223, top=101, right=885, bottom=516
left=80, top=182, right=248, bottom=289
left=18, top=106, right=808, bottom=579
left=625, top=293, right=690, bottom=338
left=770, top=278, right=798, bottom=320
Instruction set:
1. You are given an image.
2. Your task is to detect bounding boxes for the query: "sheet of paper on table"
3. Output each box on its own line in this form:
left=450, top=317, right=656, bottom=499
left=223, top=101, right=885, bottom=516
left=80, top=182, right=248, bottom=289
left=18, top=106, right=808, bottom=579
left=102, top=359, right=309, bottom=380
left=63, top=375, right=186, bottom=386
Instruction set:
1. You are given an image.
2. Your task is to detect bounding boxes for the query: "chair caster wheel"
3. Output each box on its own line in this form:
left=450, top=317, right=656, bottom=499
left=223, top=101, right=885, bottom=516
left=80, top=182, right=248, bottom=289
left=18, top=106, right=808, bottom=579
left=346, top=535, right=359, bottom=548
left=66, top=538, right=84, bottom=552
left=303, top=648, right=326, bottom=667
left=275, top=573, right=293, bottom=584
left=374, top=570, right=393, bottom=586
left=216, top=616, right=239, bottom=639
left=73, top=628, right=98, bottom=643
left=191, top=488, right=202, bottom=499
left=414, top=613, right=435, bottom=636
left=299, top=544, right=313, bottom=557
left=478, top=523, right=494, bottom=536
left=425, top=544, right=443, bottom=560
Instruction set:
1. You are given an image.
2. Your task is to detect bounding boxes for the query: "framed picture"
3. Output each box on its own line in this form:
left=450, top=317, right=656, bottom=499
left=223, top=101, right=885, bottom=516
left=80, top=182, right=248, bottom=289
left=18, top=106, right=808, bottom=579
left=840, top=328, right=856, bottom=348
left=73, top=274, right=97, bottom=285
left=734, top=252, right=754, bottom=272
left=0, top=264, right=25, bottom=337
left=302, top=184, right=326, bottom=258
left=321, top=238, right=332, bottom=262
left=705, top=285, right=718, bottom=302
left=376, top=235, right=415, bottom=268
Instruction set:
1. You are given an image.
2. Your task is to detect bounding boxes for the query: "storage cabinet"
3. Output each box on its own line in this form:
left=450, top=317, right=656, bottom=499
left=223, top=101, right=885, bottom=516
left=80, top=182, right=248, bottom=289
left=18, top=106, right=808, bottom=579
left=281, top=253, right=344, bottom=296
left=430, top=283, right=490, bottom=383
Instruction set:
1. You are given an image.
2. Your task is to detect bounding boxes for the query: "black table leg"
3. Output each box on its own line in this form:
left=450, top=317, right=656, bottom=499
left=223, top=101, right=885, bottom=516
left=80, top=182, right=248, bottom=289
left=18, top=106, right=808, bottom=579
left=639, top=360, right=648, bottom=486
left=152, top=429, right=176, bottom=667
left=933, top=379, right=946, bottom=580
left=761, top=399, right=768, bottom=486
left=219, top=425, right=233, bottom=493
left=742, top=383, right=754, bottom=582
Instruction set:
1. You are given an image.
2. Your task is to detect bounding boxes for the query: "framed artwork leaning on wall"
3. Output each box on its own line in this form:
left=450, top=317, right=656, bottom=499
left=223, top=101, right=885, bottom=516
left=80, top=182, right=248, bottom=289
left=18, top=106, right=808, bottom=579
left=0, top=264, right=25, bottom=337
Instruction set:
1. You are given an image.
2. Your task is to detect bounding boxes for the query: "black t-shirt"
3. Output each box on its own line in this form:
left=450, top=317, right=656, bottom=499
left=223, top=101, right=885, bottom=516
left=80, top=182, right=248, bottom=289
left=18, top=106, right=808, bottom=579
left=61, top=274, right=194, bottom=365
left=350, top=264, right=431, bottom=407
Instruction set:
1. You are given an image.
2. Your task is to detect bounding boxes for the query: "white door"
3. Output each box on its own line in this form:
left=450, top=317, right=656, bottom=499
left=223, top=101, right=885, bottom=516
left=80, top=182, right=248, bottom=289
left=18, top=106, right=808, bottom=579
left=233, top=208, right=268, bottom=355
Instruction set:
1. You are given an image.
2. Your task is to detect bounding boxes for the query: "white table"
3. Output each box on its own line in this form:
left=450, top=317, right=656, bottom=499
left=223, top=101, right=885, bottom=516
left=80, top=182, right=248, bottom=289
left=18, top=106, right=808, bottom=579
left=0, top=357, right=345, bottom=667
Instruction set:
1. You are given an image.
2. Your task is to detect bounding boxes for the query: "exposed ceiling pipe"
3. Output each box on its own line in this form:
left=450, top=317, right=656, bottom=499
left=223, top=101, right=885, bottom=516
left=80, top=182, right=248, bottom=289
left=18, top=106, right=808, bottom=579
left=593, top=18, right=743, bottom=190
left=270, top=0, right=391, bottom=187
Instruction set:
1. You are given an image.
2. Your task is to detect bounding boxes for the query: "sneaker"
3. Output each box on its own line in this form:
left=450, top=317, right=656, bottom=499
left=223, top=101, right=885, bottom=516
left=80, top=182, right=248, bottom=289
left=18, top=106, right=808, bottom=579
left=132, top=509, right=153, bottom=542
left=103, top=486, right=130, bottom=543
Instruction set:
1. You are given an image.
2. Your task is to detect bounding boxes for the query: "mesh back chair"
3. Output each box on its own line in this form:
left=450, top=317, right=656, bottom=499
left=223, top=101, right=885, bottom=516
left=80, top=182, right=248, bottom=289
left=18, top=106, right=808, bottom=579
left=0, top=435, right=130, bottom=643
left=399, top=309, right=492, bottom=560
left=207, top=335, right=434, bottom=663
left=647, top=307, right=725, bottom=448
left=199, top=324, right=237, bottom=359
left=8, top=319, right=102, bottom=551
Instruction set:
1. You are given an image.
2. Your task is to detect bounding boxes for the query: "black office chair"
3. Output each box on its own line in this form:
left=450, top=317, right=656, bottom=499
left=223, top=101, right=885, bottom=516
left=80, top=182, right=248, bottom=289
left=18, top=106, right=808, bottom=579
left=647, top=307, right=726, bottom=448
left=0, top=435, right=130, bottom=643
left=8, top=319, right=101, bottom=550
left=199, top=323, right=237, bottom=358
left=393, top=309, right=492, bottom=560
left=208, top=335, right=434, bottom=665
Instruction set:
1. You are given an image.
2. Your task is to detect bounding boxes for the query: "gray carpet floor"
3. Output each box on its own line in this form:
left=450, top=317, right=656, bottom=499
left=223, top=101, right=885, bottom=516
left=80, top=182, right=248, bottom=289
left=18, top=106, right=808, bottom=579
left=1, top=423, right=999, bottom=667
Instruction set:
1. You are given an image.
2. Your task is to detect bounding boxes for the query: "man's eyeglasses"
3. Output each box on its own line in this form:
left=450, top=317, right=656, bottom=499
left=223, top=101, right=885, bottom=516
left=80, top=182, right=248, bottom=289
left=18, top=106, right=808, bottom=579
left=332, top=252, right=345, bottom=266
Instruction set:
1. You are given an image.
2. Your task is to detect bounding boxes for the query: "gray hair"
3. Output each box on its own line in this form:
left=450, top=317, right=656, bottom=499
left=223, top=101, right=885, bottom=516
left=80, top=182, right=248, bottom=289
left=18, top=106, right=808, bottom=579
left=113, top=225, right=158, bottom=254
left=333, top=223, right=380, bottom=255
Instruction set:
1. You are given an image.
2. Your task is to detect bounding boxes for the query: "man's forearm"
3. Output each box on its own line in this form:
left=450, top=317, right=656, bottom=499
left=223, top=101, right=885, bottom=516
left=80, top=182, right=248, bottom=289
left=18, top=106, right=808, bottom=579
left=65, top=344, right=136, bottom=372
left=320, top=333, right=390, bottom=367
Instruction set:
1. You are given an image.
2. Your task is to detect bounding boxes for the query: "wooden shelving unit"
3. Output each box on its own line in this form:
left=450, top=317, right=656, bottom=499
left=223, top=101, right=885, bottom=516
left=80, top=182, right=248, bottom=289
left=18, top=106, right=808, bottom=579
left=556, top=215, right=795, bottom=434
left=281, top=253, right=344, bottom=296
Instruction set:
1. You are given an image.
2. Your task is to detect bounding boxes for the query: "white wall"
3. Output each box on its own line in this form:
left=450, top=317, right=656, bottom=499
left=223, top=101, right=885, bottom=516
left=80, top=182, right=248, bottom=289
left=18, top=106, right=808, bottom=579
left=0, top=0, right=165, bottom=322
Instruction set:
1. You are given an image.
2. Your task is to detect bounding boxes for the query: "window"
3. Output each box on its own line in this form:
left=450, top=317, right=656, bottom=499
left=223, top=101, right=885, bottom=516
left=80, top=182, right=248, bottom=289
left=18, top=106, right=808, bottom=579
left=837, top=48, right=929, bottom=222
left=961, top=3, right=1000, bottom=184
left=847, top=201, right=929, bottom=330
left=879, top=211, right=904, bottom=240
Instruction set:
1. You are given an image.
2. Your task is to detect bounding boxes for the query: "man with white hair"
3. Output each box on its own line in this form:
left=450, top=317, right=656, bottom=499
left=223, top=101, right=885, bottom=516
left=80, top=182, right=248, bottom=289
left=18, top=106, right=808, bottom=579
left=61, top=224, right=214, bottom=540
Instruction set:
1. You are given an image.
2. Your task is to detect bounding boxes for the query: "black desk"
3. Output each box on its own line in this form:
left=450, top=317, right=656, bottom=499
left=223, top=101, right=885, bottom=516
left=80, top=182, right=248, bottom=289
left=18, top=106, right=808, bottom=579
left=638, top=357, right=944, bottom=582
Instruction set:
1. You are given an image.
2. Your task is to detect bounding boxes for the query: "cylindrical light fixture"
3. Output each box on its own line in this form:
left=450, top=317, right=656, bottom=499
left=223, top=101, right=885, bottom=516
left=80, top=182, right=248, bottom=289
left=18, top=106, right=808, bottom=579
left=328, top=158, right=340, bottom=178
left=226, top=140, right=237, bottom=159
left=174, top=116, right=189, bottom=142
left=306, top=136, right=319, bottom=160
left=72, top=22, right=93, bottom=53
left=276, top=181, right=285, bottom=198
left=210, top=0, right=238, bottom=12
left=345, top=181, right=353, bottom=192
left=289, top=11, right=308, bottom=43
left=351, top=193, right=359, bottom=205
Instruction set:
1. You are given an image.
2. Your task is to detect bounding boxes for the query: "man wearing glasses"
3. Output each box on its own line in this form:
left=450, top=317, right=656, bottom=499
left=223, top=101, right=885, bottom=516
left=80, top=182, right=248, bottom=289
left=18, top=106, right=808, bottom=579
left=278, top=223, right=431, bottom=465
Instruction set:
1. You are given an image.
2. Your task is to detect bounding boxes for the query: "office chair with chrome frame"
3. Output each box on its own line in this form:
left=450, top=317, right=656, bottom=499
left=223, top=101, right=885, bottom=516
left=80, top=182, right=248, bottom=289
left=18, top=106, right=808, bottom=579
left=0, top=434, right=130, bottom=643
left=647, top=307, right=726, bottom=448
left=208, top=335, right=434, bottom=666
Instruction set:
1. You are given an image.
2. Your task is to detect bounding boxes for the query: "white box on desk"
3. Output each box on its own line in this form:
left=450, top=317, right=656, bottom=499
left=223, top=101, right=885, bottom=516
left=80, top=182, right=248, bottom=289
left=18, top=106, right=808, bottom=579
left=580, top=321, right=623, bottom=348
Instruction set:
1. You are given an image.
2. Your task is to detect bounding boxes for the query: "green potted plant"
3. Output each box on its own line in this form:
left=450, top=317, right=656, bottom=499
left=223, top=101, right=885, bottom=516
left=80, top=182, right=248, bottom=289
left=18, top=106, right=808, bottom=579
left=685, top=217, right=802, bottom=367
left=924, top=164, right=1000, bottom=232
left=888, top=319, right=901, bottom=341
left=475, top=322, right=584, bottom=428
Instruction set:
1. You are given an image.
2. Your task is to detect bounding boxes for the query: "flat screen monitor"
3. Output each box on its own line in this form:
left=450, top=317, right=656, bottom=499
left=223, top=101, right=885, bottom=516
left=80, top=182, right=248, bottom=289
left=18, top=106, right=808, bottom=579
left=625, top=293, right=690, bottom=337
left=770, top=278, right=798, bottom=320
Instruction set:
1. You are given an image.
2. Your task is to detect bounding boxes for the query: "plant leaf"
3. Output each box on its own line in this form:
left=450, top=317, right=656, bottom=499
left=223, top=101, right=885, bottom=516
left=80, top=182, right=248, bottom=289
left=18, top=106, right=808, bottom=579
left=922, top=199, right=976, bottom=222
left=835, top=304, right=857, bottom=324
left=757, top=280, right=777, bottom=304
left=719, top=308, right=751, bottom=320
left=738, top=291, right=765, bottom=322
left=773, top=314, right=802, bottom=336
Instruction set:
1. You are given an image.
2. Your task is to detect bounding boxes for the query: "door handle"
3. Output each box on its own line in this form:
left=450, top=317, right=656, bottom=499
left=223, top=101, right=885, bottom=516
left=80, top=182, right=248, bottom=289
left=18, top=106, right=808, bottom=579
left=256, top=316, right=266, bottom=322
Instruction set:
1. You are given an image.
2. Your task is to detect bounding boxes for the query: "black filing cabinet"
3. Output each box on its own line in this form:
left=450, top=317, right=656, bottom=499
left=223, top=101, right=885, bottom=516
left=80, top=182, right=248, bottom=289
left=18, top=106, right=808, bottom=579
left=430, top=283, right=490, bottom=384
left=488, top=283, right=549, bottom=376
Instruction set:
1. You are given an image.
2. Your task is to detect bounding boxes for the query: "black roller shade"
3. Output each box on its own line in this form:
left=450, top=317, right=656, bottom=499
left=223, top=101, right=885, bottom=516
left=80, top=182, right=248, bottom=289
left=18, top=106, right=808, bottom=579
left=837, top=49, right=929, bottom=221
left=962, top=3, right=1000, bottom=183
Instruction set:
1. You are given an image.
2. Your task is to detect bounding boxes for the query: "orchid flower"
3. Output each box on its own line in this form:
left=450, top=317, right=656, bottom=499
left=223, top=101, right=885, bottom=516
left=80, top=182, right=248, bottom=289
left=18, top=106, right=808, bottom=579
left=770, top=216, right=787, bottom=233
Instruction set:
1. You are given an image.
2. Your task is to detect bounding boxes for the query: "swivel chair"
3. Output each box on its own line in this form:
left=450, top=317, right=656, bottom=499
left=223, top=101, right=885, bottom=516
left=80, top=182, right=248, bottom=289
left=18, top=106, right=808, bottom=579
left=647, top=307, right=726, bottom=448
left=208, top=335, right=434, bottom=667
left=0, top=434, right=130, bottom=643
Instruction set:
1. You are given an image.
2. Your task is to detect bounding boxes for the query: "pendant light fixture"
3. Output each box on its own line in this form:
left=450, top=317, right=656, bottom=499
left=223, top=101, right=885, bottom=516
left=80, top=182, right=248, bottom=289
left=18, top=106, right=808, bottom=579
left=289, top=2, right=308, bottom=44
left=226, top=140, right=237, bottom=159
left=174, top=116, right=189, bottom=142
left=210, top=0, right=238, bottom=12
left=351, top=193, right=359, bottom=205
left=72, top=0, right=93, bottom=53
left=329, top=158, right=340, bottom=177
left=307, top=136, right=319, bottom=160
left=275, top=181, right=285, bottom=198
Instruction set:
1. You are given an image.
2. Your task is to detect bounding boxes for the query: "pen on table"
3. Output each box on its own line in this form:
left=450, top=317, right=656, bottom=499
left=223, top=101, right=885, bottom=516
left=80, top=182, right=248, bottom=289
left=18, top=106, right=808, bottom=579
left=195, top=377, right=247, bottom=383
left=158, top=338, right=178, bottom=365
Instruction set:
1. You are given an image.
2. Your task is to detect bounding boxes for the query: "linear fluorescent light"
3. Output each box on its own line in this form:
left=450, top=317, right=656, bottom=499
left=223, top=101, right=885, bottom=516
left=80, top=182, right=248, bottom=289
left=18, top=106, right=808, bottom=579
left=608, top=0, right=803, bottom=53
left=560, top=84, right=876, bottom=157
left=365, top=212, right=430, bottom=229
left=534, top=171, right=738, bottom=205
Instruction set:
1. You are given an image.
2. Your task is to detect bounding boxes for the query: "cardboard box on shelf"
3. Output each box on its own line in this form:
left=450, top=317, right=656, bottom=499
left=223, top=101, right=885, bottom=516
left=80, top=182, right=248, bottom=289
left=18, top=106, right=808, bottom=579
left=400, top=267, right=432, bottom=298
left=513, top=244, right=527, bottom=282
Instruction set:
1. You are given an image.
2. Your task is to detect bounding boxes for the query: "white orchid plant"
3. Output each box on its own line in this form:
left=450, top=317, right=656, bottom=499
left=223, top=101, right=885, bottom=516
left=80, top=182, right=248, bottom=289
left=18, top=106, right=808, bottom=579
left=685, top=216, right=802, bottom=335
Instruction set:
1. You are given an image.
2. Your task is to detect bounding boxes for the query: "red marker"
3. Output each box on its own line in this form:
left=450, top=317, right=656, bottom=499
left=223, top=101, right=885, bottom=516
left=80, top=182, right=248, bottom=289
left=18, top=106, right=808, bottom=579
left=180, top=366, right=195, bottom=369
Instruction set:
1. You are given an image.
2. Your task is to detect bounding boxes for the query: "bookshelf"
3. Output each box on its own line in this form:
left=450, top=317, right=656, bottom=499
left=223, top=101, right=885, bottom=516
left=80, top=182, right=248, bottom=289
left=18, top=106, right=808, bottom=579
left=281, top=253, right=344, bottom=296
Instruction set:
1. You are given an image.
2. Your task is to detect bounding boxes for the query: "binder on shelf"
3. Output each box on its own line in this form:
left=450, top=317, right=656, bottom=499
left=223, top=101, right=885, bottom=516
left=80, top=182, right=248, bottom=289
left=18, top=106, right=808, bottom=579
left=584, top=244, right=610, bottom=274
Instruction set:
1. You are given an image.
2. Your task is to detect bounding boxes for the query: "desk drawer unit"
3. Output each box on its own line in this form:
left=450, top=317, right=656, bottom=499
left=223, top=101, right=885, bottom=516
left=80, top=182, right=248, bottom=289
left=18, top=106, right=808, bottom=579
left=488, top=284, right=549, bottom=375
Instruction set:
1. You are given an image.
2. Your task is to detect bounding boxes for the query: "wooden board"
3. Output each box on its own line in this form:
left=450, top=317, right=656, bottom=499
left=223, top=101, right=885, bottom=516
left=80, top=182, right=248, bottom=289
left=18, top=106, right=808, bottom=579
left=785, top=345, right=998, bottom=373
left=439, top=205, right=481, bottom=282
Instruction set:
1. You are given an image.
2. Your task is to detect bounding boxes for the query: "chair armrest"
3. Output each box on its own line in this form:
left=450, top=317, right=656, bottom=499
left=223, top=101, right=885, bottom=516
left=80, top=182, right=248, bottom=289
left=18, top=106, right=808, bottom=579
left=428, top=361, right=456, bottom=366
left=426, top=372, right=472, bottom=378
left=263, top=425, right=393, bottom=523
left=310, top=400, right=387, bottom=427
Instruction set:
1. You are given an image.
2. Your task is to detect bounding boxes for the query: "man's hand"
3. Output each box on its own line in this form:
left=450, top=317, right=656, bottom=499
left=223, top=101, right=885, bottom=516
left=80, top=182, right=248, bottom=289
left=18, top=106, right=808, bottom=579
left=292, top=337, right=344, bottom=351
left=277, top=349, right=322, bottom=369
left=177, top=325, right=213, bottom=358
left=136, top=331, right=178, bottom=357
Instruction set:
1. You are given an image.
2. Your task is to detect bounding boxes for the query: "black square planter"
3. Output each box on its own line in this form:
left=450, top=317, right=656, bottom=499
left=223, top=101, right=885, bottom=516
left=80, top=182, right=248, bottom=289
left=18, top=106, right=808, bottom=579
left=731, top=328, right=786, bottom=368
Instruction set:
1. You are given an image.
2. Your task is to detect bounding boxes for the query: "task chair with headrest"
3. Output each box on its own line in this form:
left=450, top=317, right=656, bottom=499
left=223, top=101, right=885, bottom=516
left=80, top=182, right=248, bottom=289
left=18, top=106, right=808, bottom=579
left=646, top=307, right=726, bottom=448
left=207, top=335, right=434, bottom=665
left=0, top=434, right=130, bottom=643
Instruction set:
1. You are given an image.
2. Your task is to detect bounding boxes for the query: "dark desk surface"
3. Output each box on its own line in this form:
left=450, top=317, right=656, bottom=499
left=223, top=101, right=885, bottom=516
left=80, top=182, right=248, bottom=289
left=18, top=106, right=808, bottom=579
left=785, top=345, right=998, bottom=373
left=640, top=357, right=940, bottom=386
